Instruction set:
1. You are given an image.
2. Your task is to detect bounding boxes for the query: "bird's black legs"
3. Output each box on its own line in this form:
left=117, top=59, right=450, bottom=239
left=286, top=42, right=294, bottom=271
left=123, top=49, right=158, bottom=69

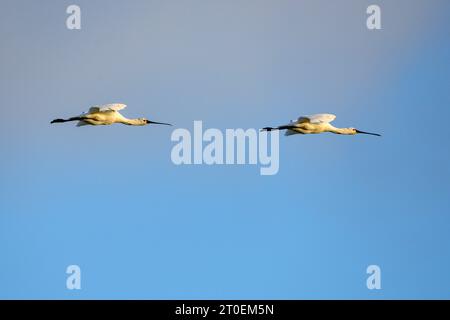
left=261, top=125, right=296, bottom=132
left=50, top=117, right=84, bottom=124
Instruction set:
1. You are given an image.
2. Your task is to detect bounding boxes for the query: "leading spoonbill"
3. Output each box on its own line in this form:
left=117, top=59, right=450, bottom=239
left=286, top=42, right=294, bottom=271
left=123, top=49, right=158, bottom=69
left=50, top=103, right=172, bottom=127
left=262, top=113, right=381, bottom=136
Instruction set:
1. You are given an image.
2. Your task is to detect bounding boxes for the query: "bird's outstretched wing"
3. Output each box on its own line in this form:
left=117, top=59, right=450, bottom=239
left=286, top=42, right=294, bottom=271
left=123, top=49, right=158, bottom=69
left=295, top=113, right=336, bottom=124
left=88, top=103, right=127, bottom=113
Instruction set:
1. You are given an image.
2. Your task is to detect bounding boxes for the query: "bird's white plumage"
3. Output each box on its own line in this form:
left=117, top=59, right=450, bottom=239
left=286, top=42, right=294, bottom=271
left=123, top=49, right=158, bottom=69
left=51, top=103, right=173, bottom=127
left=88, top=103, right=127, bottom=113
left=296, top=113, right=336, bottom=124
left=264, top=112, right=380, bottom=136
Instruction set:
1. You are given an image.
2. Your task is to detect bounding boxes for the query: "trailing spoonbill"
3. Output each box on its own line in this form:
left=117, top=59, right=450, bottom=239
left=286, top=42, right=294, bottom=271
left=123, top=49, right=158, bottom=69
left=50, top=103, right=172, bottom=127
left=262, top=113, right=380, bottom=136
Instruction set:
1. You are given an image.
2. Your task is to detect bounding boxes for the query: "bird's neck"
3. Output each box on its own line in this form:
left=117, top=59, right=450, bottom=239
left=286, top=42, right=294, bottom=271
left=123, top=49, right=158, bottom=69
left=327, top=125, right=354, bottom=135
left=121, top=118, right=144, bottom=126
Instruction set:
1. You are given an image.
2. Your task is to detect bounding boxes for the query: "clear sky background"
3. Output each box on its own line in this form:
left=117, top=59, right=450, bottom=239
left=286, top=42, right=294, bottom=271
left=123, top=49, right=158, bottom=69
left=1, top=0, right=449, bottom=299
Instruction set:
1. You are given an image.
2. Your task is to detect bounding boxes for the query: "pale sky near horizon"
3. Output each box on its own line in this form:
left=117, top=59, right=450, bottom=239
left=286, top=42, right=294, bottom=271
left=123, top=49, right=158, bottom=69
left=1, top=0, right=450, bottom=298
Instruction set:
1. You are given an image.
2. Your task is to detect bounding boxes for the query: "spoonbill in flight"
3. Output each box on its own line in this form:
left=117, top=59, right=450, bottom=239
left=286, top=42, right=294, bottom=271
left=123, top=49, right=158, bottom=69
left=262, top=113, right=380, bottom=136
left=51, top=103, right=172, bottom=127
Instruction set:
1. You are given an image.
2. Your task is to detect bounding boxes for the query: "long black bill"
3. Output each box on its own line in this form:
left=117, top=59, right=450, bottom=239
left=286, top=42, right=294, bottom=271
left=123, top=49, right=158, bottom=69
left=355, top=129, right=381, bottom=137
left=146, top=120, right=172, bottom=126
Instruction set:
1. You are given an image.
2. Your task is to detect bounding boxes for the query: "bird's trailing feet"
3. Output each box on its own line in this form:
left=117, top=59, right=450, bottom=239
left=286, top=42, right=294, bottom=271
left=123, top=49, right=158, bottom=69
left=50, top=117, right=84, bottom=124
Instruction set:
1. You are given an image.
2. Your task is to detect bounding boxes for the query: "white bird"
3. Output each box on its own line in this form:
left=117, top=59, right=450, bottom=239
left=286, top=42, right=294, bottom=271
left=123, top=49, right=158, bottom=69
left=262, top=113, right=380, bottom=136
left=51, top=103, right=172, bottom=127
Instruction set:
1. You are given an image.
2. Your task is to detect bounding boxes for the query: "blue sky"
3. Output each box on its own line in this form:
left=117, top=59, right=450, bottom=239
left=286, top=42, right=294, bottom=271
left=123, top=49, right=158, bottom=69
left=1, top=0, right=450, bottom=299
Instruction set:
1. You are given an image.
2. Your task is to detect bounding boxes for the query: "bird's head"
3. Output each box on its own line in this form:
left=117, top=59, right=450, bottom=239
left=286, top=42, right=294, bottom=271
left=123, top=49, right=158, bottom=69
left=134, top=118, right=150, bottom=126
